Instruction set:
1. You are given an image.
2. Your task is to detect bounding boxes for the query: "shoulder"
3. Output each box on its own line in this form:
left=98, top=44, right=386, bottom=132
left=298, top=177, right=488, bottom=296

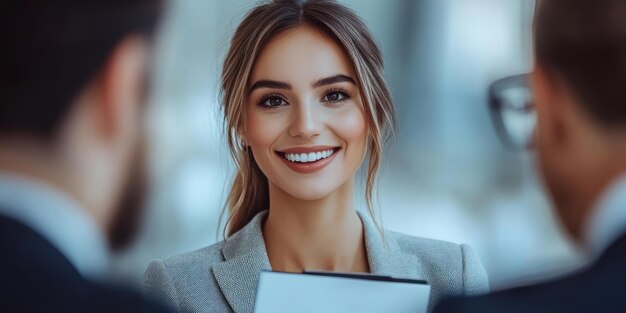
left=434, top=281, right=585, bottom=313
left=436, top=240, right=626, bottom=313
left=88, top=282, right=174, bottom=313
left=143, top=240, right=228, bottom=311
left=162, top=241, right=225, bottom=270
left=388, top=230, right=472, bottom=265
left=145, top=240, right=226, bottom=283
left=387, top=231, right=490, bottom=297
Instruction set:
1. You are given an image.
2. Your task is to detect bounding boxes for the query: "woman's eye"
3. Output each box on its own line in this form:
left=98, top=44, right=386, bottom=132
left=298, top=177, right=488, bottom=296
left=322, top=91, right=348, bottom=102
left=260, top=96, right=287, bottom=107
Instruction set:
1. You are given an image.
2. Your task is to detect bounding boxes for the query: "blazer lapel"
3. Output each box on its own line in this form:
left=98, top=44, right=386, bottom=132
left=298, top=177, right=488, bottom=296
left=359, top=211, right=427, bottom=281
left=212, top=210, right=426, bottom=312
left=212, top=212, right=271, bottom=313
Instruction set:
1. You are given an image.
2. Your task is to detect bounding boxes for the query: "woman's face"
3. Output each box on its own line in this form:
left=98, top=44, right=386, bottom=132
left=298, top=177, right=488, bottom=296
left=245, top=25, right=367, bottom=201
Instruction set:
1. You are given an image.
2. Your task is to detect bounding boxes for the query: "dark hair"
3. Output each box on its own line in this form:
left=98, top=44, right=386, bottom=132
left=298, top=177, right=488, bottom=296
left=0, top=1, right=163, bottom=138
left=535, top=0, right=626, bottom=126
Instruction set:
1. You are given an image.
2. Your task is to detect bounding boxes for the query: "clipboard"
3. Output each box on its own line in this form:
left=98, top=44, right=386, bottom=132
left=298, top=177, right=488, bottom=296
left=254, top=270, right=431, bottom=313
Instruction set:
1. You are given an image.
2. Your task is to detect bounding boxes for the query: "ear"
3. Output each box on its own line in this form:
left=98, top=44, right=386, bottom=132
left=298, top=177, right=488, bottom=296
left=237, top=125, right=248, bottom=146
left=531, top=62, right=570, bottom=150
left=96, top=36, right=150, bottom=140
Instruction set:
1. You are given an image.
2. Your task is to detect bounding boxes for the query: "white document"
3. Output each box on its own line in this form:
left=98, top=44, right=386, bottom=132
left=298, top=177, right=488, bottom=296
left=254, top=271, right=431, bottom=313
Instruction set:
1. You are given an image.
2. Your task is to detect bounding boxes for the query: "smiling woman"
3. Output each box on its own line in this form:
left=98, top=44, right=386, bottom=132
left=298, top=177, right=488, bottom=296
left=144, top=1, right=489, bottom=312
left=245, top=25, right=368, bottom=209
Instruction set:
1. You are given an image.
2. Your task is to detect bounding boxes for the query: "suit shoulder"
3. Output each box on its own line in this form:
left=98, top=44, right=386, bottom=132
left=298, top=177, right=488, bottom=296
left=91, top=282, right=174, bottom=313
left=388, top=231, right=463, bottom=260
left=434, top=283, right=579, bottom=313
left=388, top=231, right=489, bottom=297
left=156, top=240, right=226, bottom=274
left=144, top=241, right=230, bottom=312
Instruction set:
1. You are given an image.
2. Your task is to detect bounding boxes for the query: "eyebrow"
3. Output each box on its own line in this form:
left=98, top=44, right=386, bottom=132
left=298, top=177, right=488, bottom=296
left=248, top=74, right=356, bottom=93
left=248, top=80, right=292, bottom=93
left=312, top=74, right=356, bottom=88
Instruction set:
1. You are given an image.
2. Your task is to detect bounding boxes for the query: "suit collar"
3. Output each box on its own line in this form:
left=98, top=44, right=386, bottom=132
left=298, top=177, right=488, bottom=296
left=584, top=173, right=626, bottom=259
left=0, top=215, right=83, bottom=279
left=597, top=232, right=626, bottom=267
left=0, top=173, right=109, bottom=280
left=212, top=211, right=271, bottom=313
left=212, top=210, right=425, bottom=313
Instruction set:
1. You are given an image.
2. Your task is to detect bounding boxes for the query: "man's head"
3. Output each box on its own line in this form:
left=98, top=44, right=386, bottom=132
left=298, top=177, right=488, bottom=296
left=532, top=0, right=626, bottom=241
left=0, top=1, right=163, bottom=250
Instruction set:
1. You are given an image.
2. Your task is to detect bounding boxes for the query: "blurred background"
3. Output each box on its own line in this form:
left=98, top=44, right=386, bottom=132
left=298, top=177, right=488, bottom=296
left=111, top=0, right=583, bottom=290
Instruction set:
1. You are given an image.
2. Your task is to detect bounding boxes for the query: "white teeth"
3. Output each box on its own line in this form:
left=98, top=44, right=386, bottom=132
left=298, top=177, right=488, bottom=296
left=283, top=149, right=336, bottom=163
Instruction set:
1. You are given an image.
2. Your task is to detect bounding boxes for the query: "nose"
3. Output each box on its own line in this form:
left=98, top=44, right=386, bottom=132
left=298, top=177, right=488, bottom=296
left=288, top=101, right=321, bottom=139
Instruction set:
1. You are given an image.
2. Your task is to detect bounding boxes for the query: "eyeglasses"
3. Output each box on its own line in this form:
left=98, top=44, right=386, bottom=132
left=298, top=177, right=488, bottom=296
left=488, top=74, right=536, bottom=150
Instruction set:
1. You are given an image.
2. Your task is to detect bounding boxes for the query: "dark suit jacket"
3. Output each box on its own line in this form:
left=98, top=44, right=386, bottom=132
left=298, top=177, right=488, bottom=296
left=435, top=233, right=626, bottom=313
left=0, top=215, right=173, bottom=313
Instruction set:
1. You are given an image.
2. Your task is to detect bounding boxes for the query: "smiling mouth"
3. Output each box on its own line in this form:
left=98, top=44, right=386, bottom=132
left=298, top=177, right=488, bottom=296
left=276, top=147, right=340, bottom=164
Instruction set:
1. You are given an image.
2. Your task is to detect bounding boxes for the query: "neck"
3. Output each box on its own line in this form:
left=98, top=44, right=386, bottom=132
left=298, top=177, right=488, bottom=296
left=263, top=178, right=369, bottom=273
left=0, top=138, right=108, bottom=234
left=569, top=138, right=626, bottom=241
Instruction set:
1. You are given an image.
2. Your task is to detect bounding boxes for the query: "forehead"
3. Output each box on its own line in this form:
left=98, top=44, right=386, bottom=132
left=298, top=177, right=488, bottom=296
left=250, top=25, right=355, bottom=85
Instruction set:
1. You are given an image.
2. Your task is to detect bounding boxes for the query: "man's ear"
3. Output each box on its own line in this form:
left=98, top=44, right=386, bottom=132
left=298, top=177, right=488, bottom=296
left=531, top=63, right=569, bottom=150
left=97, top=36, right=150, bottom=139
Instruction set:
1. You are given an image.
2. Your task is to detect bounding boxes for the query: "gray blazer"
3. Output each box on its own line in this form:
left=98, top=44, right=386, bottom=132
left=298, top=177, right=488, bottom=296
left=144, top=211, right=489, bottom=313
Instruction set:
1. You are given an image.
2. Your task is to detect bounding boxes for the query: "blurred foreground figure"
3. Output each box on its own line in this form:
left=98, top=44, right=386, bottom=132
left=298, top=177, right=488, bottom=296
left=436, top=0, right=626, bottom=312
left=0, top=1, right=172, bottom=312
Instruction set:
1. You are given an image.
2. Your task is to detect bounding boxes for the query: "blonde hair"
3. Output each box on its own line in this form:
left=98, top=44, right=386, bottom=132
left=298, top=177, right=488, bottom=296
left=221, top=0, right=395, bottom=236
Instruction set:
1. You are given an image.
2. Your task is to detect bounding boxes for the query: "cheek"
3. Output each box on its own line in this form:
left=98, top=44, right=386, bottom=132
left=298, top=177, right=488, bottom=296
left=332, top=104, right=368, bottom=151
left=245, top=108, right=282, bottom=149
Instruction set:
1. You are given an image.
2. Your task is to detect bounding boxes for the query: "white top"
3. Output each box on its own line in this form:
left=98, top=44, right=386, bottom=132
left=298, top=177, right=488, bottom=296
left=584, top=173, right=626, bottom=259
left=0, top=172, right=109, bottom=280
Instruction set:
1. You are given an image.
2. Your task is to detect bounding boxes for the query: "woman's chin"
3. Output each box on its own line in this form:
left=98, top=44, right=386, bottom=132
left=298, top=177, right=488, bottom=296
left=281, top=184, right=337, bottom=202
